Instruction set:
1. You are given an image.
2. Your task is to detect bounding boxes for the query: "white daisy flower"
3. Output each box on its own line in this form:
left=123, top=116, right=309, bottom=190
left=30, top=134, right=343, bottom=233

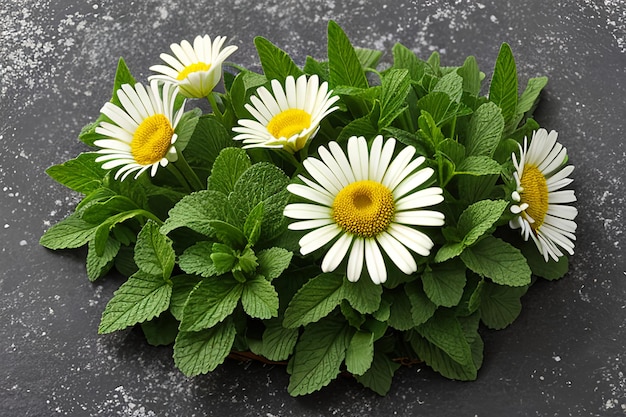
left=232, top=74, right=340, bottom=153
left=149, top=35, right=238, bottom=98
left=94, top=80, right=185, bottom=181
left=509, top=128, right=577, bottom=261
left=283, top=135, right=445, bottom=284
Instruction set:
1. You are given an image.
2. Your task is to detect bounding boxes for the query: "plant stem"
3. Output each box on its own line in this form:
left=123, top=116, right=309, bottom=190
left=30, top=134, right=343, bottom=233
left=166, top=163, right=192, bottom=193
left=174, top=151, right=204, bottom=191
left=207, top=93, right=223, bottom=123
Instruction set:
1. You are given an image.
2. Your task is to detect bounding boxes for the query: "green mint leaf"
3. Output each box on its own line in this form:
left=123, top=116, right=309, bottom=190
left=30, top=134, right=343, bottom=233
left=409, top=331, right=478, bottom=381
left=379, top=69, right=411, bottom=128
left=405, top=281, right=437, bottom=326
left=207, top=147, right=251, bottom=196
left=437, top=138, right=466, bottom=165
left=417, top=92, right=472, bottom=126
left=241, top=276, right=279, bottom=319
left=479, top=281, right=528, bottom=330
left=81, top=196, right=139, bottom=224
left=258, top=319, right=298, bottom=361
left=287, top=316, right=350, bottom=396
left=179, top=277, right=243, bottom=332
left=257, top=247, right=293, bottom=281
left=516, top=76, right=548, bottom=117
left=433, top=71, right=464, bottom=103
left=387, top=289, right=415, bottom=331
left=434, top=242, right=465, bottom=264
left=336, top=113, right=379, bottom=143
left=345, top=330, right=374, bottom=376
left=457, top=199, right=509, bottom=247
left=173, top=318, right=236, bottom=376
left=161, top=190, right=228, bottom=236
left=46, top=152, right=104, bottom=194
left=141, top=311, right=179, bottom=346
left=210, top=243, right=237, bottom=274
left=355, top=47, right=382, bottom=69
left=243, top=202, right=264, bottom=245
left=173, top=108, right=201, bottom=153
left=417, top=111, right=444, bottom=151
left=208, top=220, right=247, bottom=249
left=254, top=36, right=304, bottom=82
left=179, top=242, right=221, bottom=278
left=355, top=351, right=401, bottom=396
left=422, top=260, right=467, bottom=307
left=465, top=101, right=505, bottom=157
left=460, top=236, right=531, bottom=287
left=488, top=43, right=518, bottom=125
left=416, top=310, right=474, bottom=367
left=98, top=270, right=172, bottom=334
left=392, top=42, right=427, bottom=82
left=228, top=70, right=268, bottom=120
left=455, top=156, right=502, bottom=176
left=342, top=275, right=383, bottom=314
left=40, top=212, right=98, bottom=250
left=170, top=274, right=202, bottom=321
left=182, top=115, right=234, bottom=184
left=134, top=220, right=175, bottom=279
left=457, top=56, right=482, bottom=96
left=521, top=241, right=569, bottom=280
left=236, top=247, right=258, bottom=275
left=340, top=300, right=366, bottom=328
left=283, top=273, right=345, bottom=328
left=327, top=20, right=368, bottom=89
left=86, top=237, right=120, bottom=282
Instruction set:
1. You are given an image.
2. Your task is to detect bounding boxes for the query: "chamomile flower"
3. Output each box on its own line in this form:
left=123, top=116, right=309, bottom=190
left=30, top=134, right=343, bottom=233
left=149, top=35, right=238, bottom=98
left=284, top=135, right=445, bottom=284
left=94, top=80, right=184, bottom=181
left=232, top=74, right=340, bottom=153
left=509, top=128, right=577, bottom=261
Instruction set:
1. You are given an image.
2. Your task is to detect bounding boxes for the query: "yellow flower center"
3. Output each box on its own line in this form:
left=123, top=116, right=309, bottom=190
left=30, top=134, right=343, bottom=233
left=267, top=109, right=312, bottom=139
left=520, top=164, right=549, bottom=230
left=332, top=180, right=396, bottom=238
left=131, top=114, right=174, bottom=166
left=177, top=62, right=211, bottom=80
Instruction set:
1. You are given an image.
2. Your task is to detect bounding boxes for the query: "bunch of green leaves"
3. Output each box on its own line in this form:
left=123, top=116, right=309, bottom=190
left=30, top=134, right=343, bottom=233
left=41, top=20, right=571, bottom=397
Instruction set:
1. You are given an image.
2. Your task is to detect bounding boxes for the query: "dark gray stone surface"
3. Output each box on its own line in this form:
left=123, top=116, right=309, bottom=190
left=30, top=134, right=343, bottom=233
left=1, top=0, right=625, bottom=415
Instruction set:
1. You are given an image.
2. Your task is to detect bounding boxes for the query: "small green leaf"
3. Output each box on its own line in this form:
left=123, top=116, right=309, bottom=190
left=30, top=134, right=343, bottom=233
left=387, top=289, right=415, bottom=331
left=287, top=316, right=350, bottom=396
left=455, top=156, right=502, bottom=176
left=207, top=147, right=251, bottom=195
left=433, top=71, right=463, bottom=103
left=258, top=319, right=299, bottom=361
left=416, top=310, right=473, bottom=367
left=457, top=56, right=482, bottom=96
left=174, top=318, right=236, bottom=376
left=327, top=21, right=368, bottom=89
left=422, top=259, right=467, bottom=307
left=170, top=275, right=202, bottom=321
left=208, top=220, right=247, bottom=249
left=405, top=281, right=437, bottom=326
left=479, top=281, right=528, bottom=330
left=460, top=236, right=531, bottom=287
left=379, top=69, right=411, bottom=127
left=160, top=190, right=228, bottom=236
left=516, top=76, right=548, bottom=117
left=210, top=243, right=237, bottom=274
left=457, top=199, right=509, bottom=247
left=254, top=36, right=304, bottom=82
left=345, top=330, right=374, bottom=376
left=182, top=115, right=234, bottom=183
left=134, top=221, right=175, bottom=279
left=40, top=212, right=98, bottom=250
left=434, top=242, right=464, bottom=263
left=241, top=276, right=279, bottom=319
left=179, top=242, right=221, bottom=278
left=489, top=43, right=518, bottom=124
left=141, top=311, right=179, bottom=346
left=173, top=108, right=201, bottom=153
left=342, top=275, right=383, bottom=314
left=409, top=331, right=477, bottom=381
left=86, top=237, right=120, bottom=282
left=243, top=202, right=264, bottom=245
left=392, top=42, right=426, bottom=82
left=355, top=47, right=382, bottom=69
left=465, top=101, right=505, bottom=157
left=46, top=152, right=104, bottom=194
left=257, top=247, right=293, bottom=280
left=98, top=270, right=172, bottom=334
left=179, top=277, right=243, bottom=332
left=355, top=351, right=401, bottom=396
left=283, top=273, right=345, bottom=328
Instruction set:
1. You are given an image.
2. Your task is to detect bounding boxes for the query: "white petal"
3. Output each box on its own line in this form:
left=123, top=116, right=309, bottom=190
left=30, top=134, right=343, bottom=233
left=376, top=232, right=417, bottom=275
left=283, top=203, right=332, bottom=220
left=347, top=237, right=364, bottom=282
left=287, top=183, right=334, bottom=206
left=395, top=187, right=444, bottom=211
left=299, top=225, right=342, bottom=255
left=387, top=223, right=433, bottom=256
left=288, top=218, right=335, bottom=230
left=364, top=239, right=386, bottom=284
left=395, top=210, right=446, bottom=226
left=321, top=233, right=353, bottom=272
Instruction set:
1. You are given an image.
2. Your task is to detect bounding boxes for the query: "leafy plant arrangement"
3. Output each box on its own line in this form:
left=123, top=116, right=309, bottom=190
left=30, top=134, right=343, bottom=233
left=41, top=22, right=577, bottom=396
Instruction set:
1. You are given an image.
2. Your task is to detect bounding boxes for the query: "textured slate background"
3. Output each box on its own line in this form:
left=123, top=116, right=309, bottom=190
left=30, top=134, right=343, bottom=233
left=1, top=0, right=625, bottom=416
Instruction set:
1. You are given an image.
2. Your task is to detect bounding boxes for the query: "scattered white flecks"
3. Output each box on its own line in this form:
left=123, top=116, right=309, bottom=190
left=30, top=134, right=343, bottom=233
left=553, top=355, right=562, bottom=362
left=581, top=0, right=626, bottom=52
left=19, top=240, right=28, bottom=246
left=489, top=15, right=498, bottom=23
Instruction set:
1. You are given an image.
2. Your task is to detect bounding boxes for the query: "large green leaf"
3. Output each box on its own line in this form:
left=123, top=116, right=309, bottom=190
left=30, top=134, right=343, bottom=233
left=254, top=36, right=304, bottom=82
left=327, top=21, right=368, bottom=89
left=179, top=277, right=243, bottom=332
left=461, top=236, right=531, bottom=287
left=488, top=43, right=518, bottom=124
left=283, top=273, right=345, bottom=328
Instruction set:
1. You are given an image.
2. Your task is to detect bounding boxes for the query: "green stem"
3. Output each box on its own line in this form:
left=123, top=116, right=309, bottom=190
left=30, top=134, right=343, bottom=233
left=166, top=163, right=192, bottom=193
left=135, top=209, right=164, bottom=226
left=174, top=151, right=204, bottom=191
left=207, top=93, right=223, bottom=123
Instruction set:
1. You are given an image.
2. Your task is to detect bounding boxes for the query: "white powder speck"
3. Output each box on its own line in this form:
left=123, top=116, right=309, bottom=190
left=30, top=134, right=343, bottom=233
left=553, top=355, right=562, bottom=362
left=19, top=240, right=27, bottom=246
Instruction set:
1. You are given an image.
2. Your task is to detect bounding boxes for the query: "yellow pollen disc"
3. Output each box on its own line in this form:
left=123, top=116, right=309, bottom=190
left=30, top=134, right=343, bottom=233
left=266, top=109, right=312, bottom=139
left=332, top=180, right=396, bottom=238
left=177, top=62, right=211, bottom=80
left=520, top=164, right=549, bottom=230
left=131, top=114, right=174, bottom=166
